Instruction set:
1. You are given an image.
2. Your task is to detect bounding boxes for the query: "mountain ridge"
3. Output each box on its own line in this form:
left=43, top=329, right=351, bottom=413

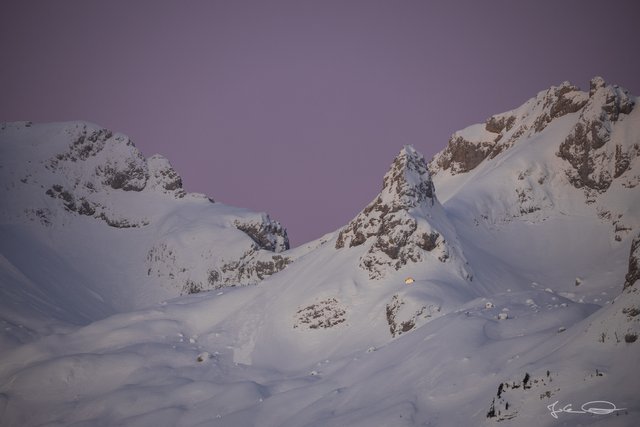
left=1, top=77, right=639, bottom=426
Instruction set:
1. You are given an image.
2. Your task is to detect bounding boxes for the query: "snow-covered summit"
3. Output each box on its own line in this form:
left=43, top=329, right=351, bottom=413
left=0, top=121, right=294, bottom=319
left=430, top=80, right=589, bottom=176
left=336, top=145, right=469, bottom=280
left=430, top=76, right=635, bottom=183
left=429, top=77, right=640, bottom=244
left=378, top=144, right=436, bottom=209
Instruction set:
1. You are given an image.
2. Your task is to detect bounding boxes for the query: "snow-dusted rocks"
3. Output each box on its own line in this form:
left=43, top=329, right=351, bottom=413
left=147, top=154, right=186, bottom=198
left=558, top=77, right=636, bottom=192
left=336, top=146, right=469, bottom=280
left=234, top=214, right=289, bottom=253
left=293, top=297, right=347, bottom=330
left=385, top=294, right=441, bottom=337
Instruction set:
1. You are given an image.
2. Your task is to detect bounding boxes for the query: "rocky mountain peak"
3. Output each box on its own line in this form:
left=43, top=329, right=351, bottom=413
left=430, top=77, right=637, bottom=198
left=589, top=76, right=606, bottom=96
left=34, top=122, right=197, bottom=227
left=557, top=77, right=636, bottom=192
left=147, top=154, right=186, bottom=198
left=380, top=145, right=435, bottom=210
left=336, top=146, right=468, bottom=280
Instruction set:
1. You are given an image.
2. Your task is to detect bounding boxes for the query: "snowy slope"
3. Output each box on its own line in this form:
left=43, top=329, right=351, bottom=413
left=1, top=77, right=639, bottom=427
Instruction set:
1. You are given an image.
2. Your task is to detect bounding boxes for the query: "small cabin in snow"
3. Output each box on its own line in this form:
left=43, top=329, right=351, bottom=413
left=404, top=277, right=415, bottom=285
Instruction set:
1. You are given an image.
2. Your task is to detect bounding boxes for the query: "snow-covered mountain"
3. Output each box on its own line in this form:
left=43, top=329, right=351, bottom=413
left=1, top=77, right=639, bottom=426
left=0, top=121, right=296, bottom=337
left=430, top=77, right=638, bottom=239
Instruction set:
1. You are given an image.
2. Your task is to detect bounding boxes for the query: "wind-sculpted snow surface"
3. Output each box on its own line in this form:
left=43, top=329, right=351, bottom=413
left=1, top=78, right=640, bottom=426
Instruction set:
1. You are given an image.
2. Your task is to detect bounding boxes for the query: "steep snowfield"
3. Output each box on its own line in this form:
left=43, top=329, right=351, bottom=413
left=1, top=77, right=639, bottom=426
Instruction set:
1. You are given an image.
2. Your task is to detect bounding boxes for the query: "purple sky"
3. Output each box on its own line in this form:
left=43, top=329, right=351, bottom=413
left=2, top=1, right=639, bottom=246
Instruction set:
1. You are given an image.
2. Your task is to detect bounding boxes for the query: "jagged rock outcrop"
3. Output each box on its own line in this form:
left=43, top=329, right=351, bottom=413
left=385, top=294, right=441, bottom=337
left=234, top=214, right=289, bottom=252
left=147, top=154, right=186, bottom=198
left=293, top=298, right=347, bottom=330
left=336, top=146, right=467, bottom=280
left=624, top=234, right=640, bottom=291
left=557, top=77, right=636, bottom=192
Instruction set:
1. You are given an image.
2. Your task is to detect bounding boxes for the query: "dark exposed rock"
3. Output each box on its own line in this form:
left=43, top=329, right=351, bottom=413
left=557, top=77, right=636, bottom=192
left=98, top=212, right=148, bottom=228
left=182, top=280, right=202, bottom=295
left=385, top=294, right=435, bottom=337
left=622, top=306, right=640, bottom=318
left=624, top=234, right=640, bottom=291
left=293, top=298, right=347, bottom=329
left=100, top=160, right=148, bottom=192
left=533, top=84, right=588, bottom=133
left=433, top=136, right=504, bottom=175
left=77, top=199, right=96, bottom=216
left=54, top=126, right=112, bottom=163
left=219, top=250, right=292, bottom=287
left=207, top=269, right=220, bottom=287
left=614, top=144, right=631, bottom=179
left=46, top=185, right=76, bottom=212
left=234, top=215, right=289, bottom=253
left=485, top=115, right=516, bottom=134
left=418, top=232, right=439, bottom=252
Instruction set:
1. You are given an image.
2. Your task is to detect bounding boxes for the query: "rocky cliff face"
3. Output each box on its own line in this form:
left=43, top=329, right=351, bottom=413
left=557, top=77, right=636, bottom=192
left=336, top=146, right=469, bottom=280
left=624, top=233, right=640, bottom=291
